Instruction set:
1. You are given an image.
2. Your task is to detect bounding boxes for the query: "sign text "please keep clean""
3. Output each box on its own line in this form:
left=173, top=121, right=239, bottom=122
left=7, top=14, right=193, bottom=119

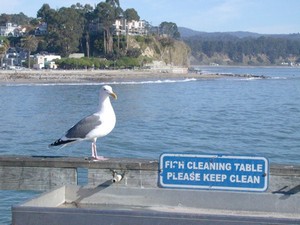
left=159, top=154, right=268, bottom=192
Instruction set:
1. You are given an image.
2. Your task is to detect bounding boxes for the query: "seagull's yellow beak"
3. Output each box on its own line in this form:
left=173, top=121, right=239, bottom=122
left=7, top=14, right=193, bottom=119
left=110, top=92, right=117, bottom=100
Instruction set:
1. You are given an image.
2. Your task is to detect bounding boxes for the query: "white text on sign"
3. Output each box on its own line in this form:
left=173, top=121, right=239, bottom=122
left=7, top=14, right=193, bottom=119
left=160, top=154, right=269, bottom=191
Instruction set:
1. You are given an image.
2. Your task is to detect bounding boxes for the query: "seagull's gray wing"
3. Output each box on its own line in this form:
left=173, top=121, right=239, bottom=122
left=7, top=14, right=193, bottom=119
left=65, top=114, right=101, bottom=139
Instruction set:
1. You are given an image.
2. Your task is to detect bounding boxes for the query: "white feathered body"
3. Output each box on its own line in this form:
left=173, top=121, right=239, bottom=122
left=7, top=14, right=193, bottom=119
left=86, top=97, right=116, bottom=140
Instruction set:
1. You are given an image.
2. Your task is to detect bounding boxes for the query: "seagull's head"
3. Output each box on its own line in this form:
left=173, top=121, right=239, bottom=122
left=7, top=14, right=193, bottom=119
left=101, top=85, right=117, bottom=100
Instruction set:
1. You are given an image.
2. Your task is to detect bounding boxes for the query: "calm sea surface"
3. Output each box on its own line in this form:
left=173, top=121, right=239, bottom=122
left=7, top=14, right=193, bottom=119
left=1, top=66, right=300, bottom=224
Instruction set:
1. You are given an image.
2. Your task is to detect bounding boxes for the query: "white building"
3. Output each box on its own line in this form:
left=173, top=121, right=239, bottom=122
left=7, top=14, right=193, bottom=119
left=33, top=54, right=61, bottom=69
left=0, top=23, right=25, bottom=37
left=113, top=19, right=147, bottom=36
left=127, top=20, right=147, bottom=35
left=114, top=19, right=126, bottom=35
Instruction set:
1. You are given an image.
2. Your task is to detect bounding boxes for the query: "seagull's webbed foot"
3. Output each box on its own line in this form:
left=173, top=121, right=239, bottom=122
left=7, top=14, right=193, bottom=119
left=92, top=155, right=108, bottom=161
left=91, top=142, right=108, bottom=161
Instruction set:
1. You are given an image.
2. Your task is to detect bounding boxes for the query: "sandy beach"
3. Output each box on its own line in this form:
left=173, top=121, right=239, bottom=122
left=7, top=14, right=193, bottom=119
left=0, top=69, right=222, bottom=84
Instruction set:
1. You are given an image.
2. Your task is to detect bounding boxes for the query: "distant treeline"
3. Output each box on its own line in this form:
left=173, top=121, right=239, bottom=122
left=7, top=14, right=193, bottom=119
left=184, top=35, right=300, bottom=65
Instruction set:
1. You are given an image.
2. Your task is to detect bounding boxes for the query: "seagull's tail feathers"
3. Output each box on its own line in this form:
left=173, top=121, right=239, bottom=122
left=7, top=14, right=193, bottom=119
left=49, top=139, right=76, bottom=148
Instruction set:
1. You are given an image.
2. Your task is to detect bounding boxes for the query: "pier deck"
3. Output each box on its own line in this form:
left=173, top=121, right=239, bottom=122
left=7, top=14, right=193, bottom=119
left=0, top=156, right=299, bottom=224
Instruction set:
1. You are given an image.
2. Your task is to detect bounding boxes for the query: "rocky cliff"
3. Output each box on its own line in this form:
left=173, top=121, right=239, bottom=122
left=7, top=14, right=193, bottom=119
left=127, top=36, right=190, bottom=67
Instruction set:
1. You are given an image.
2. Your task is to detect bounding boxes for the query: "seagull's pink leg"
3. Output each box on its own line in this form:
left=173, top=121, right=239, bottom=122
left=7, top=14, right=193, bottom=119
left=91, top=142, right=96, bottom=158
left=91, top=140, right=108, bottom=161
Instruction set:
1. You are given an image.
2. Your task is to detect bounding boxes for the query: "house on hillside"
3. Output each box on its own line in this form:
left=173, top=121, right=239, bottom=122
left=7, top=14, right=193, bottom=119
left=89, top=19, right=148, bottom=36
left=0, top=23, right=25, bottom=37
left=35, top=22, right=47, bottom=36
left=113, top=19, right=148, bottom=36
left=127, top=20, right=148, bottom=35
left=2, top=47, right=27, bottom=68
left=33, top=54, right=61, bottom=69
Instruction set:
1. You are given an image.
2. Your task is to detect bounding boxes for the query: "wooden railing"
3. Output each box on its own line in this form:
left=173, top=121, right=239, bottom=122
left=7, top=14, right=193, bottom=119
left=0, top=155, right=299, bottom=194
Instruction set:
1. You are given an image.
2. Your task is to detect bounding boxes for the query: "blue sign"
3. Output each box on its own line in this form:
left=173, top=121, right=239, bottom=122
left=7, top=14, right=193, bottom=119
left=159, top=153, right=269, bottom=192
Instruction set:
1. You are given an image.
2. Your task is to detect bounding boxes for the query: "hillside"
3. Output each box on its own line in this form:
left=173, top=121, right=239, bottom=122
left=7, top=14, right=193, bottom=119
left=127, top=35, right=190, bottom=67
left=179, top=27, right=300, bottom=40
left=179, top=27, right=300, bottom=66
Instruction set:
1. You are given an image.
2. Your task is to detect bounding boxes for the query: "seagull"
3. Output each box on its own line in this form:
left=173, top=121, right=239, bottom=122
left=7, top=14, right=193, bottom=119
left=49, top=85, right=117, bottom=160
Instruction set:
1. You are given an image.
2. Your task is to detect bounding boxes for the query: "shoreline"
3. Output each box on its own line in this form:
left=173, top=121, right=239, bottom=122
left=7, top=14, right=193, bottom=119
left=0, top=69, right=223, bottom=84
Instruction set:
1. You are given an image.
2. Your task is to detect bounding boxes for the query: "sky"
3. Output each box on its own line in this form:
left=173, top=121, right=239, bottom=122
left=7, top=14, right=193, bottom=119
left=1, top=0, right=300, bottom=34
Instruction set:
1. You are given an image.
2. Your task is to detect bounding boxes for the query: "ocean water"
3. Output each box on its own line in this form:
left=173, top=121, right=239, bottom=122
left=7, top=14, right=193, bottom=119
left=1, top=66, right=300, bottom=224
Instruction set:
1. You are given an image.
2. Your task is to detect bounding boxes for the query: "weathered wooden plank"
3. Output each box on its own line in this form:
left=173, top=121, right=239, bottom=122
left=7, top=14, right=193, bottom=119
left=270, top=164, right=300, bottom=176
left=0, top=155, right=158, bottom=170
left=0, top=166, right=76, bottom=191
left=1, top=156, right=299, bottom=173
left=269, top=164, right=300, bottom=194
left=0, top=156, right=158, bottom=191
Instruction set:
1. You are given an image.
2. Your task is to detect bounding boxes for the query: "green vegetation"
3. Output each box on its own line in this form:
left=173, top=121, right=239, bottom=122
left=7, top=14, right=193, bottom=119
left=0, top=13, right=32, bottom=26
left=184, top=35, right=300, bottom=65
left=123, top=8, right=140, bottom=21
left=55, top=56, right=152, bottom=70
left=55, top=57, right=144, bottom=69
left=0, top=1, right=183, bottom=69
left=159, top=22, right=180, bottom=39
left=0, top=37, right=10, bottom=66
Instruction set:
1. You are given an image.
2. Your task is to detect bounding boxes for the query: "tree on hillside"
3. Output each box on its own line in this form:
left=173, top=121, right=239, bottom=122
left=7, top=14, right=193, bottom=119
left=106, top=0, right=121, bottom=9
left=37, top=4, right=85, bottom=56
left=159, top=22, right=180, bottom=39
left=93, top=2, right=115, bottom=55
left=124, top=8, right=140, bottom=21
left=93, top=0, right=123, bottom=55
left=0, top=38, right=9, bottom=67
left=57, top=7, right=85, bottom=56
left=0, top=14, right=10, bottom=25
left=71, top=3, right=94, bottom=57
left=37, top=4, right=56, bottom=24
left=0, top=13, right=32, bottom=25
left=21, top=35, right=38, bottom=68
left=37, top=4, right=58, bottom=53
